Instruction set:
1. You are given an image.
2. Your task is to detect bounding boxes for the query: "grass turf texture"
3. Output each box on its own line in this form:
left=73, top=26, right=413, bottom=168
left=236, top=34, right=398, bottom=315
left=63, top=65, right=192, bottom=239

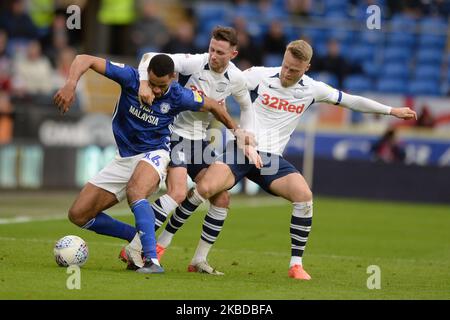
left=0, top=192, right=449, bottom=299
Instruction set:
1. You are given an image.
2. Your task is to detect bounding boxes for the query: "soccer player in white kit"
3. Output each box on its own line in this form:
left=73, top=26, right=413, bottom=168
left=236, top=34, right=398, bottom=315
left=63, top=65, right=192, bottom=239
left=163, top=40, right=417, bottom=279
left=120, top=26, right=260, bottom=272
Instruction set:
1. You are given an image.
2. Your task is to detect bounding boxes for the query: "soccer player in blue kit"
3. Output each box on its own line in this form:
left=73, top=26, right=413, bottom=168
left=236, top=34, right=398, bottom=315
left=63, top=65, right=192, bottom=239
left=53, top=53, right=255, bottom=274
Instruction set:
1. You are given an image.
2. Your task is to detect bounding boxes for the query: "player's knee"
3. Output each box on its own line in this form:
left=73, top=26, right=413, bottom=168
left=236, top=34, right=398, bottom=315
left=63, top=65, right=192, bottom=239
left=292, top=188, right=313, bottom=203
left=303, top=189, right=313, bottom=202
left=68, top=206, right=89, bottom=227
left=167, top=188, right=187, bottom=204
left=210, top=191, right=230, bottom=208
left=196, top=181, right=214, bottom=200
left=126, top=181, right=145, bottom=203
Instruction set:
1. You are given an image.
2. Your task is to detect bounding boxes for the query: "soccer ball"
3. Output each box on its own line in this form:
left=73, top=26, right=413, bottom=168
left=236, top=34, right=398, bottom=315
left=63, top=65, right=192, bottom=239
left=54, top=235, right=89, bottom=267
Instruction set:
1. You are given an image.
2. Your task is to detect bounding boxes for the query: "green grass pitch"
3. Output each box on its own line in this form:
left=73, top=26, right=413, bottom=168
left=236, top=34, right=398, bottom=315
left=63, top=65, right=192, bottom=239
left=0, top=192, right=449, bottom=300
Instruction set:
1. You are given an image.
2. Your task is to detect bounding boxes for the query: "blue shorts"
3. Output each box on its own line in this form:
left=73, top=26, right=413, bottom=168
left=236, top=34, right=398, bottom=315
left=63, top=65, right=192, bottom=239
left=216, top=141, right=300, bottom=195
left=169, top=134, right=218, bottom=180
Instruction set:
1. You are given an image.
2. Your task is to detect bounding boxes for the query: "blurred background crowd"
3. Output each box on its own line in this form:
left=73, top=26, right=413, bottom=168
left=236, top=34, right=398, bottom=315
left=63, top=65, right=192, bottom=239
left=0, top=0, right=450, bottom=192
left=1, top=0, right=450, bottom=102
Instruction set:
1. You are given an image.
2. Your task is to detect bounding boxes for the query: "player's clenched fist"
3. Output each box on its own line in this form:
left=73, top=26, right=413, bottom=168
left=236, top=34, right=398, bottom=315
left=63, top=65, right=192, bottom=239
left=54, top=81, right=76, bottom=115
left=139, top=82, right=155, bottom=105
left=390, top=107, right=417, bottom=120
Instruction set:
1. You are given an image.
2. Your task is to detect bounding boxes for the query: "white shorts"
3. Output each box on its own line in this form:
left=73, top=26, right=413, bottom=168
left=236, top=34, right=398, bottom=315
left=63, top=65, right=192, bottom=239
left=89, top=149, right=170, bottom=202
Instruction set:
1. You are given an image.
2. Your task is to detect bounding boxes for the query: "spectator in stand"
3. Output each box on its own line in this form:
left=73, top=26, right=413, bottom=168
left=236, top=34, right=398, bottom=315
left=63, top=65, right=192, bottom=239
left=131, top=1, right=169, bottom=55
left=420, top=0, right=450, bottom=17
left=40, top=10, right=72, bottom=67
left=0, top=30, right=12, bottom=93
left=262, top=20, right=287, bottom=55
left=232, top=16, right=262, bottom=69
left=312, top=38, right=362, bottom=88
left=371, top=128, right=406, bottom=164
left=415, top=105, right=436, bottom=128
left=286, top=0, right=312, bottom=17
left=12, top=40, right=54, bottom=99
left=162, top=20, right=199, bottom=54
left=52, top=46, right=85, bottom=112
left=0, top=0, right=39, bottom=40
left=0, top=91, right=14, bottom=144
left=40, top=9, right=83, bottom=67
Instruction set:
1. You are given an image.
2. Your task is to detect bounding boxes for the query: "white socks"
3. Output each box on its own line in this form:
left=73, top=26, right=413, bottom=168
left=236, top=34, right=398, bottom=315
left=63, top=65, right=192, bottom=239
left=289, top=200, right=313, bottom=268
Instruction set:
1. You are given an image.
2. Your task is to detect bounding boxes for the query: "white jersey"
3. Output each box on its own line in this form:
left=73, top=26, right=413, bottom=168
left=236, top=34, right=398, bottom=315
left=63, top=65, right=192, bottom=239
left=244, top=67, right=344, bottom=155
left=139, top=53, right=251, bottom=140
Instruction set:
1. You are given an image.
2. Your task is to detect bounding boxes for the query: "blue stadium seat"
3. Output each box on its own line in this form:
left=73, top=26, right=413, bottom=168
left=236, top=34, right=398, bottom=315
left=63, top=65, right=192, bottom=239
left=194, top=3, right=231, bottom=22
left=343, top=75, right=373, bottom=93
left=418, top=34, right=446, bottom=50
left=387, top=32, right=416, bottom=47
left=416, top=48, right=444, bottom=65
left=362, top=61, right=381, bottom=78
left=349, top=44, right=376, bottom=64
left=390, top=14, right=417, bottom=29
left=323, top=0, right=349, bottom=11
left=359, top=30, right=384, bottom=45
left=194, top=33, right=210, bottom=51
left=381, top=62, right=410, bottom=79
left=328, top=29, right=354, bottom=45
left=199, top=19, right=230, bottom=35
left=383, top=46, right=411, bottom=63
left=309, top=72, right=339, bottom=89
left=263, top=54, right=283, bottom=67
left=300, top=27, right=328, bottom=44
left=324, top=11, right=350, bottom=19
left=235, top=2, right=258, bottom=20
left=420, top=17, right=448, bottom=33
left=313, top=40, right=329, bottom=57
left=414, top=65, right=442, bottom=81
left=376, top=78, right=407, bottom=94
left=409, top=80, right=441, bottom=96
left=284, top=25, right=299, bottom=42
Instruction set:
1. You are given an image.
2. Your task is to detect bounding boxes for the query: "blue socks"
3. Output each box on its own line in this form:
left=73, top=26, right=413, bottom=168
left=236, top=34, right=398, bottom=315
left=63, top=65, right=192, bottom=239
left=130, top=199, right=157, bottom=260
left=82, top=212, right=136, bottom=242
left=81, top=201, right=158, bottom=261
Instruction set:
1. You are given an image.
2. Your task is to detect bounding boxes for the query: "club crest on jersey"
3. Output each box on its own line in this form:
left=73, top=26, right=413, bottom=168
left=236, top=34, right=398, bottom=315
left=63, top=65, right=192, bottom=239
left=293, top=88, right=306, bottom=98
left=193, top=91, right=203, bottom=103
left=216, top=82, right=227, bottom=93
left=160, top=102, right=171, bottom=114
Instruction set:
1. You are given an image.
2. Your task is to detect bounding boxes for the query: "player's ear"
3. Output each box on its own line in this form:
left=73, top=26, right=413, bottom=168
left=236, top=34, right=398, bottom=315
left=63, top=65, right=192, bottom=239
left=231, top=49, right=238, bottom=60
left=305, top=63, right=310, bottom=72
left=169, top=72, right=176, bottom=80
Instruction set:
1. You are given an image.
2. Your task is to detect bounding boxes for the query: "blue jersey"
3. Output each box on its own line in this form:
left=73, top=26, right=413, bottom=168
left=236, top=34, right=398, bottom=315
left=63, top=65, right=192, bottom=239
left=104, top=60, right=205, bottom=157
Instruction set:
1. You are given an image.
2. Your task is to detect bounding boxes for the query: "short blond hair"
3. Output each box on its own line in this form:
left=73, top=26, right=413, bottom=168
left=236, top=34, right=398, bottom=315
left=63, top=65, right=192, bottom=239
left=286, top=40, right=313, bottom=63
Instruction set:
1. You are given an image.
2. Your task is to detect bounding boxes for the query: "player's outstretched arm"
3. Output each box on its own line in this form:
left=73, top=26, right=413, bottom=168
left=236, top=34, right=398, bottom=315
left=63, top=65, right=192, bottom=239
left=54, top=54, right=106, bottom=114
left=338, top=91, right=417, bottom=120
left=201, top=96, right=256, bottom=147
